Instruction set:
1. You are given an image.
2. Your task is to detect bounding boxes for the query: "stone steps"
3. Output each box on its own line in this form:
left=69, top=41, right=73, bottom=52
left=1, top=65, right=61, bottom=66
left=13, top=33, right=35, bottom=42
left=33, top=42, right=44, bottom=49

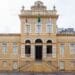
left=20, top=61, right=54, bottom=72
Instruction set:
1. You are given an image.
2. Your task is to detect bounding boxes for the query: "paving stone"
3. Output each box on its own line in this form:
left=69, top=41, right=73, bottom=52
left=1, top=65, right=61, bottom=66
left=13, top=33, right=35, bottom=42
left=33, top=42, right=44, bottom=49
left=0, top=72, right=75, bottom=75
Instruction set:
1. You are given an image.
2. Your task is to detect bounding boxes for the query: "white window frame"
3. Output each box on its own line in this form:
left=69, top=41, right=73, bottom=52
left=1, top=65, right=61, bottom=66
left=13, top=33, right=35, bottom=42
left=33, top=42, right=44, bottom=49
left=60, top=44, right=65, bottom=56
left=70, top=43, right=75, bottom=55
left=2, top=42, right=8, bottom=54
left=24, top=23, right=31, bottom=33
left=35, top=22, right=42, bottom=33
left=46, top=22, right=53, bottom=33
left=70, top=61, right=75, bottom=67
left=3, top=61, right=7, bottom=68
left=13, top=42, right=18, bottom=54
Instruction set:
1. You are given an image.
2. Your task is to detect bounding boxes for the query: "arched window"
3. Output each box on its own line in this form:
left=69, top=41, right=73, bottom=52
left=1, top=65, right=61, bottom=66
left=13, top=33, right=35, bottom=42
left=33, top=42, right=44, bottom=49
left=35, top=39, right=42, bottom=43
left=25, top=40, right=31, bottom=43
left=47, top=40, right=52, bottom=43
left=47, top=45, right=52, bottom=54
left=25, top=40, right=31, bottom=56
left=25, top=45, right=31, bottom=55
left=46, top=40, right=52, bottom=55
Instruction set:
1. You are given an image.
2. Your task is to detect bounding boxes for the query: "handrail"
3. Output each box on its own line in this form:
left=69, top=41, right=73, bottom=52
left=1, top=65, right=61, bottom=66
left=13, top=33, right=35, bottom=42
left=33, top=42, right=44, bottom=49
left=18, top=61, right=34, bottom=71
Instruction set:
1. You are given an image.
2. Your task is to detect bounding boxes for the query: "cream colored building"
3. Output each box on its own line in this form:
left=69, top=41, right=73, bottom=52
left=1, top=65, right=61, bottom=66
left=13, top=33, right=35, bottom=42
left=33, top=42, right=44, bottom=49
left=0, top=1, right=75, bottom=72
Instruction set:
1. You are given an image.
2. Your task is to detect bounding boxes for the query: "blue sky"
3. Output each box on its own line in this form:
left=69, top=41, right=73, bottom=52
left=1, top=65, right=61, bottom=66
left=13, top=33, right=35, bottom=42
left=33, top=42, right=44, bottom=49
left=0, top=0, right=75, bottom=33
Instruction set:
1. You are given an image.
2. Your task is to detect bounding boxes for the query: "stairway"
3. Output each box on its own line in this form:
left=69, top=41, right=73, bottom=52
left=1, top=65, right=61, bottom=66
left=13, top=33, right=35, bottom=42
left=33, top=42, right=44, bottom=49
left=19, top=61, right=58, bottom=73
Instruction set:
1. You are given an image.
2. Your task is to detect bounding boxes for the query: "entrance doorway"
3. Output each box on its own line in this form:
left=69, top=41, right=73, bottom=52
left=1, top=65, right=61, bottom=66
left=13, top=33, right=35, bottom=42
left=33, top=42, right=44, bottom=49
left=35, top=45, right=42, bottom=61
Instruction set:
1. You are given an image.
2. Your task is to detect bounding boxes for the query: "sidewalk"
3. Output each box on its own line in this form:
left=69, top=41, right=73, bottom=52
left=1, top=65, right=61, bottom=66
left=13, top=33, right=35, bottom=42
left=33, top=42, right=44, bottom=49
left=0, top=72, right=75, bottom=75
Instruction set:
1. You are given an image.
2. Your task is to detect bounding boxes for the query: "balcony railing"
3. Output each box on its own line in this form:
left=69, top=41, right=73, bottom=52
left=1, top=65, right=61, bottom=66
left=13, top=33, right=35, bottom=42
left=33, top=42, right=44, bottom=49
left=20, top=10, right=57, bottom=16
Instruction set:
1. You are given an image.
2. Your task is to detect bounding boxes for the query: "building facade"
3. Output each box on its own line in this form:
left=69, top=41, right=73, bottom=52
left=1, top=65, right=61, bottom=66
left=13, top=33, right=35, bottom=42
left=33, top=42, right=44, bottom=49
left=0, top=1, right=75, bottom=73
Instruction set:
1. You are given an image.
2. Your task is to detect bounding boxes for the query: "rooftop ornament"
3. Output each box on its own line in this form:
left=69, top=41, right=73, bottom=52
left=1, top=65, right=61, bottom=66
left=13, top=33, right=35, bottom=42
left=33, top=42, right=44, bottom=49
left=53, top=5, right=56, bottom=11
left=31, top=1, right=47, bottom=11
left=21, top=5, right=25, bottom=11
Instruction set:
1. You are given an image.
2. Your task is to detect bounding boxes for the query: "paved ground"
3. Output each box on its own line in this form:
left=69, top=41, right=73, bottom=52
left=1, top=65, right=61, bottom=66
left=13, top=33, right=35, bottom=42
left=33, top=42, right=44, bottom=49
left=0, top=72, right=75, bottom=75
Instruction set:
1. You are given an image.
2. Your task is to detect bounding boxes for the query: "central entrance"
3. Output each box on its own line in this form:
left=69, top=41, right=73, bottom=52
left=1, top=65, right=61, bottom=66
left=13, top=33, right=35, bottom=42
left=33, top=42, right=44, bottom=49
left=35, top=45, right=42, bottom=61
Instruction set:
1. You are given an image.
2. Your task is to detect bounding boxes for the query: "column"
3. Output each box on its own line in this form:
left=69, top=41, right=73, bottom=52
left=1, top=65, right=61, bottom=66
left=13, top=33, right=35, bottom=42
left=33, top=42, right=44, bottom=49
left=43, top=45, right=46, bottom=59
left=31, top=45, right=35, bottom=60
left=21, top=44, right=25, bottom=58
left=52, top=45, right=56, bottom=58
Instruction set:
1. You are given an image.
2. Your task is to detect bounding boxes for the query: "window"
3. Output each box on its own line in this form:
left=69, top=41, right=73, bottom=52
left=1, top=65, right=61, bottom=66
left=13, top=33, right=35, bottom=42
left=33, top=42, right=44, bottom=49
left=13, top=43, right=18, bottom=54
left=47, top=61, right=51, bottom=65
left=25, top=45, right=31, bottom=55
left=25, top=40, right=31, bottom=43
left=60, top=44, right=65, bottom=56
left=47, top=40, right=52, bottom=43
left=35, top=39, right=42, bottom=43
left=3, top=61, right=7, bottom=68
left=46, top=20, right=53, bottom=33
left=13, top=61, right=18, bottom=70
left=59, top=61, right=64, bottom=70
left=25, top=40, right=31, bottom=57
left=46, top=40, right=52, bottom=56
left=2, top=42, right=7, bottom=54
left=70, top=43, right=75, bottom=54
left=47, top=45, right=52, bottom=54
left=36, top=23, right=42, bottom=33
left=25, top=24, right=31, bottom=33
left=46, top=24, right=52, bottom=33
left=71, top=61, right=75, bottom=67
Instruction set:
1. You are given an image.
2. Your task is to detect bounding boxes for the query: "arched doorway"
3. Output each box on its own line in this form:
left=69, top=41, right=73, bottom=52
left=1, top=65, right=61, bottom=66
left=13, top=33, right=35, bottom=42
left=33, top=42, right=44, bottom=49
left=35, top=39, right=43, bottom=61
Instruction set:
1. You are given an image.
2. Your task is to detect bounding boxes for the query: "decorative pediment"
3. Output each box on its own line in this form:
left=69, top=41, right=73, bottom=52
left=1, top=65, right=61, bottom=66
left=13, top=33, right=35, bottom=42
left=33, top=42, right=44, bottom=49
left=31, top=1, right=47, bottom=11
